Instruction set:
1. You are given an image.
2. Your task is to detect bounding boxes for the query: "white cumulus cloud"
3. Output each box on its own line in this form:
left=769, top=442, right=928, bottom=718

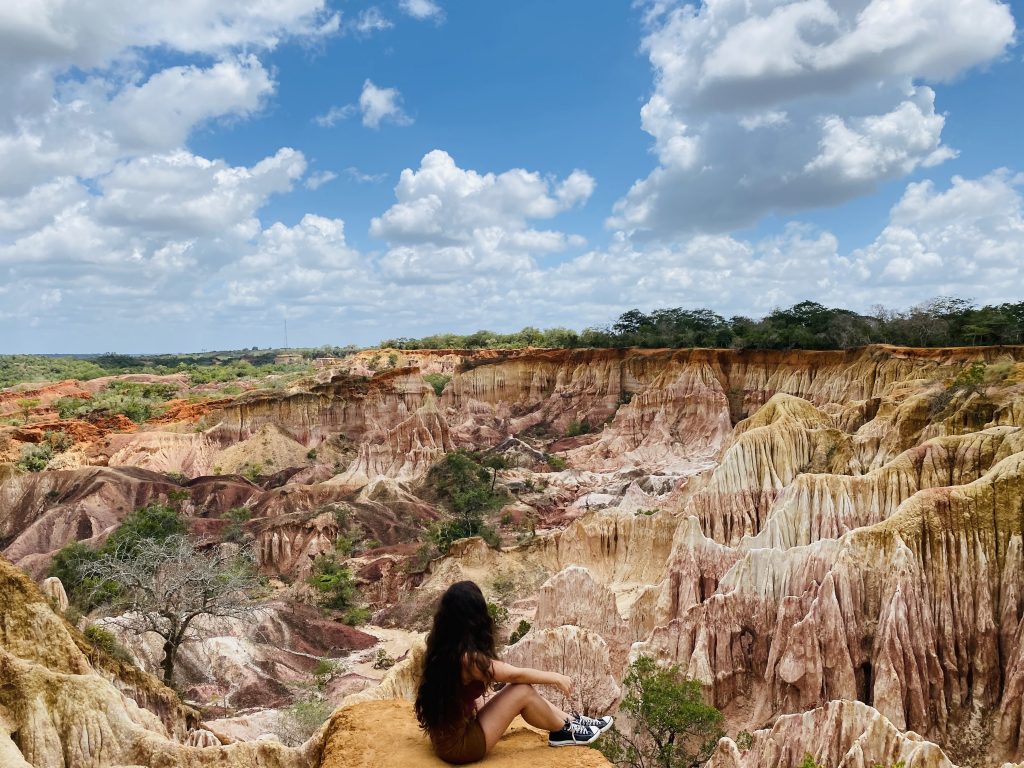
left=359, top=79, right=413, bottom=129
left=610, top=0, right=1016, bottom=237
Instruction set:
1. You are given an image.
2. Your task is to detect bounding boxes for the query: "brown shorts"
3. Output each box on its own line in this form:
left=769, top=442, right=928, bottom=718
left=431, top=719, right=487, bottom=765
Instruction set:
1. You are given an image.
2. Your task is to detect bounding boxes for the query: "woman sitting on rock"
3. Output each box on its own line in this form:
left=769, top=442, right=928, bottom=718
left=415, top=580, right=611, bottom=765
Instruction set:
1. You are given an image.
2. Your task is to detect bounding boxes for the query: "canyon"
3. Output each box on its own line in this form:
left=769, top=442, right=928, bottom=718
left=1, top=344, right=1024, bottom=767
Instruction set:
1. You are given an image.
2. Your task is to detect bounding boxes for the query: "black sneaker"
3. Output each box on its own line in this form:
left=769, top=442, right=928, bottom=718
left=548, top=719, right=601, bottom=747
left=572, top=713, right=613, bottom=733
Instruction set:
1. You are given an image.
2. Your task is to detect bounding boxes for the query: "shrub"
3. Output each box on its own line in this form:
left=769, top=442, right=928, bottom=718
left=43, top=430, right=74, bottom=452
left=106, top=505, right=186, bottom=554
left=565, top=418, right=591, bottom=437
left=508, top=620, right=531, bottom=645
left=423, top=450, right=508, bottom=554
left=83, top=624, right=135, bottom=665
left=598, top=656, right=723, bottom=768
left=222, top=507, right=252, bottom=543
left=545, top=453, right=567, bottom=471
left=49, top=505, right=185, bottom=611
left=279, top=698, right=333, bottom=747
left=17, top=443, right=53, bottom=472
left=308, top=555, right=359, bottom=611
left=949, top=362, right=986, bottom=394
left=487, top=601, right=509, bottom=627
left=373, top=648, right=396, bottom=670
left=422, top=373, right=452, bottom=397
left=343, top=606, right=371, bottom=626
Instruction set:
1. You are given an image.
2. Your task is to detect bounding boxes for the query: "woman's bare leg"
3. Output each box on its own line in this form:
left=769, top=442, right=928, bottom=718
left=476, top=684, right=570, bottom=751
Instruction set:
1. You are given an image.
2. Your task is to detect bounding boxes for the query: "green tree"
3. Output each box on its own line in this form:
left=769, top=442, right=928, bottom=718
left=16, top=397, right=41, bottom=422
left=599, top=656, right=723, bottom=768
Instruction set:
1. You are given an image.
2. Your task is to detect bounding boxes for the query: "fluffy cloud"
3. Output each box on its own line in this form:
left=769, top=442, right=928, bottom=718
left=853, top=170, right=1024, bottom=293
left=369, top=151, right=593, bottom=281
left=359, top=80, right=413, bottom=129
left=610, top=0, right=1015, bottom=236
left=399, top=0, right=444, bottom=22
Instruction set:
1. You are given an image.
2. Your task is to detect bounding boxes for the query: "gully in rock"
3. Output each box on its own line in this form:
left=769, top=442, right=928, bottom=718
left=414, top=580, right=612, bottom=764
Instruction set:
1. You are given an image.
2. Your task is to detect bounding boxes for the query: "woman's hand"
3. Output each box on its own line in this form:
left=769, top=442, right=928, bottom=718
left=552, top=673, right=573, bottom=698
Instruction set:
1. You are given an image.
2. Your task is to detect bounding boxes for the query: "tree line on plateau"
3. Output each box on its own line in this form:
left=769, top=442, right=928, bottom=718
left=381, top=298, right=1024, bottom=351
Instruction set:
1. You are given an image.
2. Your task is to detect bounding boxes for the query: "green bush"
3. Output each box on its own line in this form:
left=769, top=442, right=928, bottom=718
left=949, top=362, right=986, bottom=394
left=508, top=620, right=531, bottom=644
left=565, top=418, right=591, bottom=437
left=43, top=430, right=74, bottom=452
left=343, top=606, right=371, bottom=626
left=545, top=454, right=567, bottom=471
left=308, top=555, right=359, bottom=611
left=486, top=601, right=509, bottom=627
left=106, top=505, right=186, bottom=554
left=17, top=443, right=53, bottom=472
left=422, top=373, right=452, bottom=397
left=598, top=656, right=723, bottom=768
left=222, top=507, right=252, bottom=543
left=83, top=624, right=135, bottom=665
left=279, top=698, right=334, bottom=747
left=422, top=451, right=508, bottom=554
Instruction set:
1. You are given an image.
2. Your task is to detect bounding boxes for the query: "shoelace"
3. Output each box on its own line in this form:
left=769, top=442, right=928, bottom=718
left=572, top=712, right=604, bottom=728
left=564, top=719, right=593, bottom=736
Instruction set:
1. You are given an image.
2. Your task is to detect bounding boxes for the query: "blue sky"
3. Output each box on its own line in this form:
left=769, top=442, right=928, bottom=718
left=1, top=0, right=1022, bottom=352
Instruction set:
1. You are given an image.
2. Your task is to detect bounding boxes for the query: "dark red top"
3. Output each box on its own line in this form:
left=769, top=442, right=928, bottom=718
left=461, top=679, right=487, bottom=717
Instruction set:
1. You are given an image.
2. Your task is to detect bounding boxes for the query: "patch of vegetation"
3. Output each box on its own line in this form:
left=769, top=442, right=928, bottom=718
left=422, top=450, right=508, bottom=554
left=508, top=620, right=531, bottom=645
left=598, top=655, right=724, bottom=768
left=55, top=382, right=179, bottom=424
left=48, top=504, right=186, bottom=611
left=308, top=554, right=368, bottom=624
left=949, top=362, right=987, bottom=395
left=241, top=463, right=263, bottom=482
left=83, top=624, right=135, bottom=666
left=565, top=418, right=591, bottom=437
left=222, top=507, right=252, bottom=543
left=0, top=347, right=344, bottom=391
left=373, top=648, right=396, bottom=670
left=486, top=600, right=509, bottom=627
left=422, top=373, right=452, bottom=396
left=545, top=453, right=567, bottom=471
left=278, top=698, right=334, bottom=747
left=17, top=443, right=53, bottom=472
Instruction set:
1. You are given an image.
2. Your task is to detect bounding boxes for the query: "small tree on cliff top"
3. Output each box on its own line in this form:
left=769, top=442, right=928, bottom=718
left=599, top=655, right=723, bottom=768
left=81, top=535, right=261, bottom=685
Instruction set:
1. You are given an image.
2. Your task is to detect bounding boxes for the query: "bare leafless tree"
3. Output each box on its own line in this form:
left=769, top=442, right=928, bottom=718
left=81, top=535, right=262, bottom=684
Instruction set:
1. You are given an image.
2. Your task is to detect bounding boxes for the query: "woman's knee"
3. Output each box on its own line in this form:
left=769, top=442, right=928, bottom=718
left=504, top=683, right=536, bottom=702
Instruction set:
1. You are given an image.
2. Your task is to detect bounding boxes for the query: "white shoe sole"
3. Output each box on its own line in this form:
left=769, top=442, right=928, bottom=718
left=549, top=730, right=602, bottom=747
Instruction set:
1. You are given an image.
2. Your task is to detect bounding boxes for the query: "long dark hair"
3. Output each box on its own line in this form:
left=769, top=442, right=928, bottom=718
left=415, top=580, right=496, bottom=732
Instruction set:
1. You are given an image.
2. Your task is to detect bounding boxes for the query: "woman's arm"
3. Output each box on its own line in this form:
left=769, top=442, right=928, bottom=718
left=486, top=660, right=573, bottom=697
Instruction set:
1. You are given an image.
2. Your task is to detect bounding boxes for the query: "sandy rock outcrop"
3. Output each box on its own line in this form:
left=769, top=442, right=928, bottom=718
left=40, top=575, right=69, bottom=612
left=320, top=699, right=611, bottom=768
left=709, top=700, right=954, bottom=768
